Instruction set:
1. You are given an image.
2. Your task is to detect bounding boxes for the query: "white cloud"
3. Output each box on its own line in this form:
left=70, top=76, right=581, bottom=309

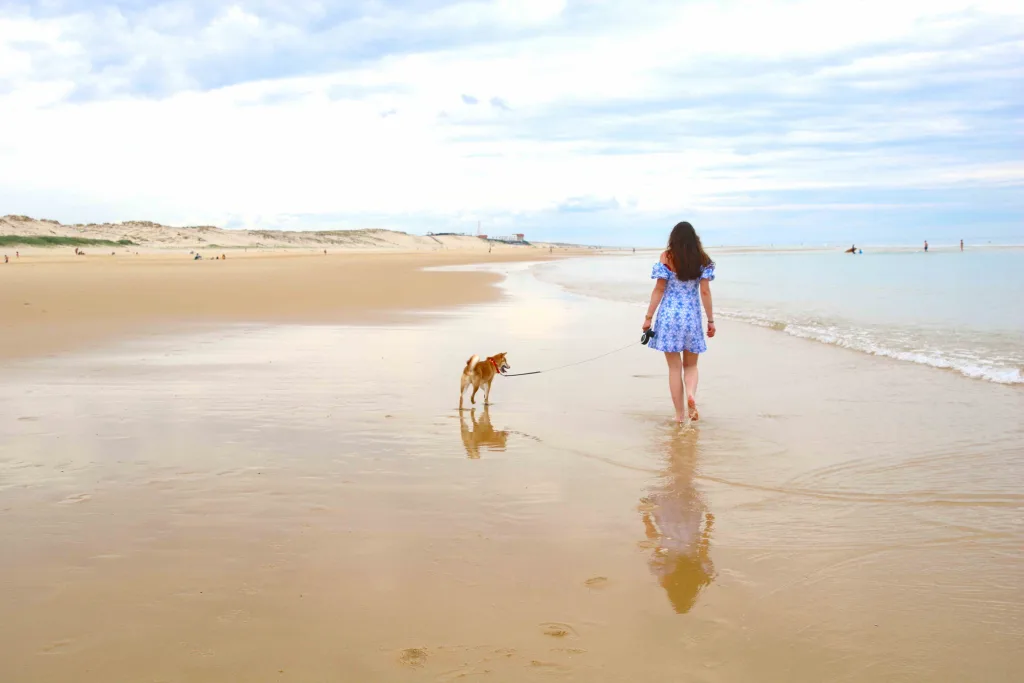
left=0, top=0, right=1021, bottom=238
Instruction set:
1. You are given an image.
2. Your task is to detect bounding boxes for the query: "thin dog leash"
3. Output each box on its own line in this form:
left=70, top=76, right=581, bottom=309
left=501, top=340, right=639, bottom=378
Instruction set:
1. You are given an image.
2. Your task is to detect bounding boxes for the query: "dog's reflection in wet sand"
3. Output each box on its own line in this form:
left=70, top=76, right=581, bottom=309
left=459, top=406, right=509, bottom=459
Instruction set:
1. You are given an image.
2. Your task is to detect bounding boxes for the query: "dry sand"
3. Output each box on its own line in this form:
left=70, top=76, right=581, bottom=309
left=0, top=249, right=589, bottom=360
left=1, top=250, right=1021, bottom=682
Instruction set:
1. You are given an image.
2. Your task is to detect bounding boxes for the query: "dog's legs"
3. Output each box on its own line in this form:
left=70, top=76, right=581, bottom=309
left=459, top=372, right=470, bottom=410
left=484, top=381, right=492, bottom=406
left=470, top=378, right=480, bottom=405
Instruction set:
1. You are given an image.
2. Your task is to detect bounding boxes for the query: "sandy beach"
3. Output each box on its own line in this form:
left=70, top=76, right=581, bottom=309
left=1, top=252, right=1022, bottom=682
left=0, top=248, right=588, bottom=360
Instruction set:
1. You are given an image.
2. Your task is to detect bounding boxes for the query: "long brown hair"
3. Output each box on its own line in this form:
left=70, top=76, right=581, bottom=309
left=665, top=221, right=713, bottom=281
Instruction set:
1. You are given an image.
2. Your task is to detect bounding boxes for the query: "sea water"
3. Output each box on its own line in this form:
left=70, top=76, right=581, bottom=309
left=533, top=248, right=1024, bottom=385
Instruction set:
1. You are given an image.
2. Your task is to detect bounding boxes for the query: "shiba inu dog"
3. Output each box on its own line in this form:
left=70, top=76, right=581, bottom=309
left=459, top=353, right=509, bottom=410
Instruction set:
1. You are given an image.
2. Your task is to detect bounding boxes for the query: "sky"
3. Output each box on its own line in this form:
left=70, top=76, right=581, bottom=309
left=0, top=0, right=1022, bottom=246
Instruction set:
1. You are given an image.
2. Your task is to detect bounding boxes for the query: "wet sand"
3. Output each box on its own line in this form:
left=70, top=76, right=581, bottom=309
left=1, top=261, right=1022, bottom=682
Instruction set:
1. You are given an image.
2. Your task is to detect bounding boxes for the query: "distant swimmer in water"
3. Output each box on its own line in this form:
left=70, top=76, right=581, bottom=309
left=924, top=240, right=929, bottom=252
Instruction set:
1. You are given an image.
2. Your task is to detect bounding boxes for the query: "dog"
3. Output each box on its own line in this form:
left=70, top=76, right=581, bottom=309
left=459, top=353, right=510, bottom=410
left=459, top=406, right=509, bottom=459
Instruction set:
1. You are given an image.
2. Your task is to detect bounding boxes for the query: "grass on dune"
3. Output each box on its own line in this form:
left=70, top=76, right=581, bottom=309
left=0, top=235, right=136, bottom=248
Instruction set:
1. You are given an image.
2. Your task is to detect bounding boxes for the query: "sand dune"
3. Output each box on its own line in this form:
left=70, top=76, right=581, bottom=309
left=0, top=214, right=569, bottom=252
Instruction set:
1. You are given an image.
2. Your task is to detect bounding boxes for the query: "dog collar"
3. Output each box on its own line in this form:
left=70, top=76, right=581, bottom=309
left=489, top=358, right=503, bottom=374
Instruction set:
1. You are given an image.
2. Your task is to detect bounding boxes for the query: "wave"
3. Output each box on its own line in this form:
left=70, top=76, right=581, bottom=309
left=719, top=310, right=1023, bottom=385
left=529, top=262, right=1023, bottom=386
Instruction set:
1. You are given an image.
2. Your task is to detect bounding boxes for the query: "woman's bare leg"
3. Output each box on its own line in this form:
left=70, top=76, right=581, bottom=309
left=664, top=352, right=685, bottom=423
left=683, top=351, right=700, bottom=420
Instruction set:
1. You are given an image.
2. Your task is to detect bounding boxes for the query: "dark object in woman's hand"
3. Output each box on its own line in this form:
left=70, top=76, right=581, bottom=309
left=641, top=329, right=656, bottom=346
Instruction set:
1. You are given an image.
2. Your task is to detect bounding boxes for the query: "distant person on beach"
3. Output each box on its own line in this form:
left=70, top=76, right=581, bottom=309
left=924, top=240, right=929, bottom=252
left=845, top=244, right=856, bottom=254
left=643, top=221, right=716, bottom=423
left=3, top=255, right=7, bottom=264
left=960, top=239, right=964, bottom=252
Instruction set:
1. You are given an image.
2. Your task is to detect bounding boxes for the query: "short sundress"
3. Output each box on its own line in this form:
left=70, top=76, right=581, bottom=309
left=649, top=260, right=715, bottom=354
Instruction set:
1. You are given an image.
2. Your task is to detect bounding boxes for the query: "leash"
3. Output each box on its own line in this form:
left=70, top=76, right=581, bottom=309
left=501, top=340, right=638, bottom=378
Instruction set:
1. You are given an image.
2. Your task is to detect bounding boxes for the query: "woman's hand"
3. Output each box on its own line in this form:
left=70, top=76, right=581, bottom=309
left=707, top=321, right=716, bottom=338
left=643, top=316, right=653, bottom=331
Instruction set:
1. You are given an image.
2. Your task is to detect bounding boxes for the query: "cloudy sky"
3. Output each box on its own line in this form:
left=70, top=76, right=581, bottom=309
left=1, top=0, right=1021, bottom=245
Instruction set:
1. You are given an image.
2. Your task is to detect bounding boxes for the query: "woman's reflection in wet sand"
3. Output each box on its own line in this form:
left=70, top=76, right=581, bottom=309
left=639, top=428, right=715, bottom=614
left=459, top=406, right=509, bottom=459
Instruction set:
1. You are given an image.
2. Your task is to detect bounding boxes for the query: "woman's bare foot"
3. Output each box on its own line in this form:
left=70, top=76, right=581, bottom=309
left=688, top=396, right=699, bottom=421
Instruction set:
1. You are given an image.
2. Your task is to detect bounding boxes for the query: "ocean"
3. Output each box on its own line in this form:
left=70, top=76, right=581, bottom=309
left=533, top=248, right=1024, bottom=385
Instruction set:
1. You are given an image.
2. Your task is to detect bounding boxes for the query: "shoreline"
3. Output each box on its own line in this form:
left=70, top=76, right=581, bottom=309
left=0, top=249, right=583, bottom=361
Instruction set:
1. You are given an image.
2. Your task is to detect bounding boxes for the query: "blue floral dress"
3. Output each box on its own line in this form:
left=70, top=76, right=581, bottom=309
left=649, top=261, right=715, bottom=354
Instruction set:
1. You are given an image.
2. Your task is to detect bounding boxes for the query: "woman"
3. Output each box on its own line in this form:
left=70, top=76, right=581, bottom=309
left=643, top=221, right=715, bottom=423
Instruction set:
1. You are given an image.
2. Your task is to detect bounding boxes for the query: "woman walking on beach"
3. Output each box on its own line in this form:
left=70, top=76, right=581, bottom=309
left=643, top=222, right=715, bottom=423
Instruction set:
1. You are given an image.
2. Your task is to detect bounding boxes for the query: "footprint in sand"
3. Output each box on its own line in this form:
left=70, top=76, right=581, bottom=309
left=435, top=665, right=493, bottom=681
left=398, top=647, right=429, bottom=668
left=58, top=493, right=92, bottom=505
left=40, top=640, right=75, bottom=655
left=216, top=609, right=250, bottom=624
left=529, top=659, right=571, bottom=673
left=583, top=576, right=609, bottom=589
left=539, top=622, right=578, bottom=639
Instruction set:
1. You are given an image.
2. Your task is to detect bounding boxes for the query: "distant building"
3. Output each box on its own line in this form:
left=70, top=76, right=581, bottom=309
left=489, top=234, right=526, bottom=244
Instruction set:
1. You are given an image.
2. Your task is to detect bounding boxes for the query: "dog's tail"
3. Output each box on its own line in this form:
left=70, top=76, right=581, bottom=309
left=465, top=354, right=480, bottom=373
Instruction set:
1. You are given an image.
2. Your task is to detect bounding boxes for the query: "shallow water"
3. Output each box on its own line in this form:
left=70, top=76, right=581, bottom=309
left=1, top=263, right=1022, bottom=682
left=535, top=249, right=1024, bottom=384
